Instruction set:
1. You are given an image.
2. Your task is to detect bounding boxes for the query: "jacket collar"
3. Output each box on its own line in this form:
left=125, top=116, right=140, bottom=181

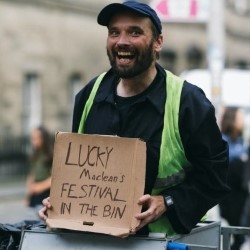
left=94, top=64, right=166, bottom=115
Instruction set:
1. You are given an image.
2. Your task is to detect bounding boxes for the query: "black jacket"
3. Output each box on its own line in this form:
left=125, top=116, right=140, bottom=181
left=72, top=64, right=230, bottom=234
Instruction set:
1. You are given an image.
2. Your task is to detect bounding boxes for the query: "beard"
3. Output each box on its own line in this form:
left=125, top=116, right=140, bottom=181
left=107, top=40, right=155, bottom=79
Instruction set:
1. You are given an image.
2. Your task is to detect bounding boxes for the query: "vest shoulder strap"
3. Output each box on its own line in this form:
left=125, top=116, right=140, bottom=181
left=78, top=72, right=106, bottom=133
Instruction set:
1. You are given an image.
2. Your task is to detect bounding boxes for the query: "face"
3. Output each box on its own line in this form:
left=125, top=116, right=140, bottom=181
left=106, top=11, right=162, bottom=79
left=234, top=109, right=244, bottom=134
left=31, top=128, right=43, bottom=149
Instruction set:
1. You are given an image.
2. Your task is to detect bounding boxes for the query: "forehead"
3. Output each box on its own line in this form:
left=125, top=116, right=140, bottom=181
left=108, top=11, right=152, bottom=29
left=32, top=129, right=42, bottom=137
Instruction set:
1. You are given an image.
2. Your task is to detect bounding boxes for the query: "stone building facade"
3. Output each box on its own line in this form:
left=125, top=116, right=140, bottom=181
left=0, top=0, right=249, bottom=137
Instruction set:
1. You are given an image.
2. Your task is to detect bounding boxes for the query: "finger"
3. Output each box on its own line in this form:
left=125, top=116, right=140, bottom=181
left=39, top=206, right=48, bottom=221
left=137, top=194, right=151, bottom=205
left=135, top=215, right=154, bottom=231
left=135, top=207, right=154, bottom=219
left=42, top=197, right=51, bottom=208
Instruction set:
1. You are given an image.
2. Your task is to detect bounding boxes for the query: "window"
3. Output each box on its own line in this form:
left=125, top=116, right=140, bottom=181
left=22, top=73, right=41, bottom=135
left=70, top=73, right=83, bottom=104
left=68, top=73, right=83, bottom=126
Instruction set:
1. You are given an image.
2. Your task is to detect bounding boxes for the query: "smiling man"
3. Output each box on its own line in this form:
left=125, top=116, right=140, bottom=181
left=40, top=1, right=230, bottom=236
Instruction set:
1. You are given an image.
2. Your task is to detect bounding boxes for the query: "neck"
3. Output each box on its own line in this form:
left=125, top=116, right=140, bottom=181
left=116, top=65, right=157, bottom=97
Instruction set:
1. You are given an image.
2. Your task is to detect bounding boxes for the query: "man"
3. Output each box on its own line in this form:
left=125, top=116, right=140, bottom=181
left=40, top=1, right=230, bottom=236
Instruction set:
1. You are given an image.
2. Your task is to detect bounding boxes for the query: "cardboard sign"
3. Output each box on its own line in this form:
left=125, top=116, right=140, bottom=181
left=47, top=132, right=146, bottom=238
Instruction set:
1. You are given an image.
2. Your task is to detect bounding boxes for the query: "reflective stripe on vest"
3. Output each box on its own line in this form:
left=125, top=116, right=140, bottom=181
left=78, top=70, right=190, bottom=236
left=149, top=70, right=190, bottom=236
left=153, top=70, right=190, bottom=192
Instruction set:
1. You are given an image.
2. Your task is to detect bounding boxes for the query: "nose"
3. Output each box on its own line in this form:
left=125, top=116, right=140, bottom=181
left=117, top=32, right=130, bottom=45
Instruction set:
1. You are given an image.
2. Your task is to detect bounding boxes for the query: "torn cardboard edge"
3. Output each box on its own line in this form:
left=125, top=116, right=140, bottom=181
left=47, top=132, right=146, bottom=238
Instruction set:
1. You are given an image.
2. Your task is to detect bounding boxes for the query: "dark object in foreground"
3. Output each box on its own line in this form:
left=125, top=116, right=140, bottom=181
left=0, top=220, right=45, bottom=250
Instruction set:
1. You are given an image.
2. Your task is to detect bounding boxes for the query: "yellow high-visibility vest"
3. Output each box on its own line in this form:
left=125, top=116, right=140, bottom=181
left=78, top=70, right=191, bottom=236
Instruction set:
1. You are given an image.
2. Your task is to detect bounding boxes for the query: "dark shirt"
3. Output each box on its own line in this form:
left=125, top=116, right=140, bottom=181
left=72, top=64, right=230, bottom=234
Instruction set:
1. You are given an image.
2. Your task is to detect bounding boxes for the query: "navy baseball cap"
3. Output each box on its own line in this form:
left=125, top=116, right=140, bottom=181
left=97, top=1, right=162, bottom=34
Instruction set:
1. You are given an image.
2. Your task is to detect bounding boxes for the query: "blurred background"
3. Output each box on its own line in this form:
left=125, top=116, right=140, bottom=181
left=0, top=0, right=249, bottom=247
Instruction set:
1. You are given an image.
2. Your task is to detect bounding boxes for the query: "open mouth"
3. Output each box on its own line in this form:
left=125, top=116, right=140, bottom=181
left=116, top=51, right=135, bottom=65
left=117, top=51, right=134, bottom=59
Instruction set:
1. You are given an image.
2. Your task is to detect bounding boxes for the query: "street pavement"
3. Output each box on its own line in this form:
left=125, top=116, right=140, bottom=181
left=0, top=178, right=39, bottom=224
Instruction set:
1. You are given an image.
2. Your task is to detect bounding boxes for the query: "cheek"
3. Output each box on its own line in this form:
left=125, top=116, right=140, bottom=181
left=32, top=137, right=43, bottom=148
left=107, top=38, right=116, bottom=49
left=235, top=120, right=244, bottom=131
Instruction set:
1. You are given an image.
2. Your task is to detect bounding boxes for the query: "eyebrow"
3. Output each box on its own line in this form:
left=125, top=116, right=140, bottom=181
left=108, top=25, right=144, bottom=32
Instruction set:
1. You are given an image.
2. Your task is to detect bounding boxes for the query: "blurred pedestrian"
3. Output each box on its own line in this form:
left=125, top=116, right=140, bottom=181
left=219, top=107, right=248, bottom=250
left=220, top=107, right=247, bottom=162
left=25, top=126, right=54, bottom=211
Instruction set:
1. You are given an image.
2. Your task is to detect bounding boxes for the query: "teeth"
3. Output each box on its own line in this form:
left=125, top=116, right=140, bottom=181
left=118, top=52, right=132, bottom=56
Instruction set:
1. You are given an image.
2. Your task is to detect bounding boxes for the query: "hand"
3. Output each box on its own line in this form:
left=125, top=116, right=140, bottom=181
left=133, top=194, right=166, bottom=232
left=38, top=197, right=51, bottom=221
left=27, top=183, right=40, bottom=195
left=28, top=177, right=51, bottom=195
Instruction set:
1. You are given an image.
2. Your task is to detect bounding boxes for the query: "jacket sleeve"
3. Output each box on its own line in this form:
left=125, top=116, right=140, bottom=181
left=164, top=82, right=230, bottom=234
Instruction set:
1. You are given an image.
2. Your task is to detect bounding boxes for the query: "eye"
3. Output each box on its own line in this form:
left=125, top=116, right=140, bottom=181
left=108, top=30, right=119, bottom=37
left=130, top=30, right=141, bottom=36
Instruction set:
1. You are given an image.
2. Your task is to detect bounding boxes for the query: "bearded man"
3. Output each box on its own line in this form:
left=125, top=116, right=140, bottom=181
left=40, top=1, right=230, bottom=236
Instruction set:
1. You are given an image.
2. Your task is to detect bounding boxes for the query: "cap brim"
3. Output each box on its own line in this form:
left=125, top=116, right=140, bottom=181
left=97, top=3, right=149, bottom=26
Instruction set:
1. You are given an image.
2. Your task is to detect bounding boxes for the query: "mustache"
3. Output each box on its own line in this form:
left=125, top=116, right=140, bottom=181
left=113, top=45, right=137, bottom=53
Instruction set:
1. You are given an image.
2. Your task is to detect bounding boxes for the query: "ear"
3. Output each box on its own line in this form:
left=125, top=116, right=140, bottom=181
left=154, top=34, right=163, bottom=53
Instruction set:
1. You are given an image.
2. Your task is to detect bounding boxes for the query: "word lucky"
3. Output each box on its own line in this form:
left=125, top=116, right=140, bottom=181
left=65, top=142, right=114, bottom=169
